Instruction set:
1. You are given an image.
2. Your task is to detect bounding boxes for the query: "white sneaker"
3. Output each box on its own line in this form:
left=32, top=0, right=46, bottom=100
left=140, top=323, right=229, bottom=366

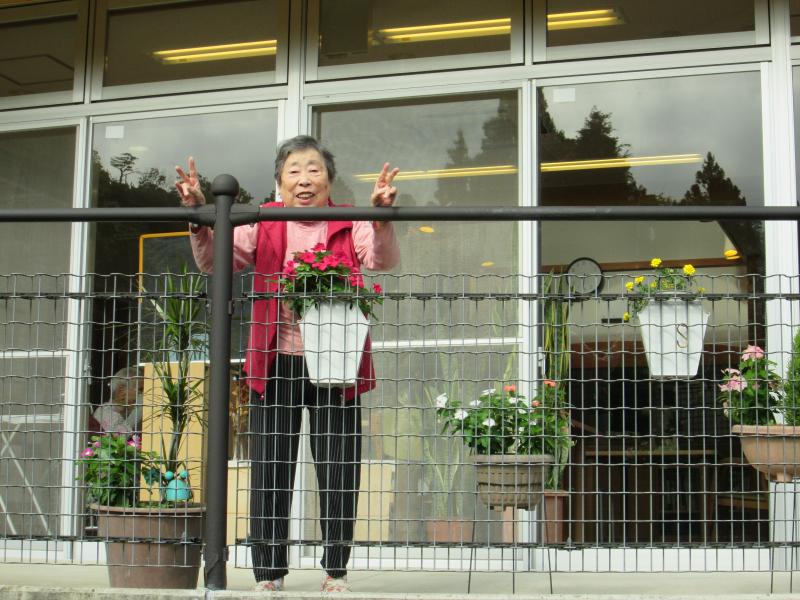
left=253, top=577, right=284, bottom=592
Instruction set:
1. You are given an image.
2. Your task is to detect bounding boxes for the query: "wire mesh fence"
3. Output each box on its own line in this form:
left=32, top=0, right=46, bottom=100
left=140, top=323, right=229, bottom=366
left=4, top=268, right=799, bottom=576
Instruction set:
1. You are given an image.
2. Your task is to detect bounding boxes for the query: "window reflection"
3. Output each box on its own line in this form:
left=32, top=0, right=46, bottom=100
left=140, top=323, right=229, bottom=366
left=313, top=92, right=518, bottom=289
left=792, top=0, right=800, bottom=38
left=0, top=13, right=78, bottom=98
left=546, top=0, right=755, bottom=47
left=540, top=73, right=763, bottom=274
left=539, top=72, right=764, bottom=380
left=317, top=0, right=515, bottom=67
left=103, top=0, right=280, bottom=88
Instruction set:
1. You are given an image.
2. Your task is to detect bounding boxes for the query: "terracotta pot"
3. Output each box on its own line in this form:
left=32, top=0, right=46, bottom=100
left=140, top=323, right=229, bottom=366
left=472, top=454, right=553, bottom=510
left=732, top=424, right=800, bottom=482
left=92, top=503, right=205, bottom=589
left=541, top=490, right=569, bottom=544
left=425, top=519, right=474, bottom=543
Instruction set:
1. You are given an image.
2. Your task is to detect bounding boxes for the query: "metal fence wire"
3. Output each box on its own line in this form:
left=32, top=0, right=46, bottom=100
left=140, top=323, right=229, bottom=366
left=3, top=268, right=800, bottom=577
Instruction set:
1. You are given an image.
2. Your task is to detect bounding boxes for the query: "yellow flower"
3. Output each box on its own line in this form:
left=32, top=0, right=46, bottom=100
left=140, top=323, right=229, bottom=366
left=625, top=281, right=634, bottom=291
left=683, top=264, right=696, bottom=276
left=635, top=276, right=645, bottom=285
left=622, top=311, right=630, bottom=322
left=698, top=286, right=706, bottom=294
left=650, top=281, right=658, bottom=288
left=650, top=258, right=662, bottom=268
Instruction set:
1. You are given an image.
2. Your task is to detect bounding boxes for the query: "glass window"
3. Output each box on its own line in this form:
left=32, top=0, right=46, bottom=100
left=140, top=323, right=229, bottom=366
left=102, top=0, right=283, bottom=89
left=792, top=0, right=800, bottom=38
left=0, top=6, right=80, bottom=99
left=312, top=92, right=520, bottom=546
left=0, top=127, right=74, bottom=538
left=546, top=0, right=755, bottom=48
left=0, top=127, right=75, bottom=352
left=539, top=71, right=763, bottom=371
left=315, top=0, right=518, bottom=69
left=90, top=108, right=278, bottom=390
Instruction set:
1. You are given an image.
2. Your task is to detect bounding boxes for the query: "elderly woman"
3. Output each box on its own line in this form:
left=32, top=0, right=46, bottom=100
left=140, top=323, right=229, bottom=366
left=176, top=135, right=399, bottom=593
left=89, top=366, right=143, bottom=436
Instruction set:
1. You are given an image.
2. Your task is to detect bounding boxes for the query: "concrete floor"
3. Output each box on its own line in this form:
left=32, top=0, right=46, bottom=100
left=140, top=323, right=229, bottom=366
left=0, top=563, right=798, bottom=598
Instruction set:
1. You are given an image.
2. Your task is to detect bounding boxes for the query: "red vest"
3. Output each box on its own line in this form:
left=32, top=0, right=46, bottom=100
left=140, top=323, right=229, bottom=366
left=243, top=202, right=376, bottom=401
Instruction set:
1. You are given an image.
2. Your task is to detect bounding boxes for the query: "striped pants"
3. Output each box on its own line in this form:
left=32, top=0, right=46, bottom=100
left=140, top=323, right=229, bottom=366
left=249, top=353, right=362, bottom=582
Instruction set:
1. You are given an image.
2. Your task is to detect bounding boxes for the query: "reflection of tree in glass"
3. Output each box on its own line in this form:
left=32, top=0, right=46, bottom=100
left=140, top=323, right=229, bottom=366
left=539, top=90, right=650, bottom=206
left=683, top=152, right=763, bottom=264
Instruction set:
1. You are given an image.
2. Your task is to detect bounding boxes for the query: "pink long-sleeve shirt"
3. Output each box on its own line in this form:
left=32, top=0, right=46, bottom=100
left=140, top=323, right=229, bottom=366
left=190, top=215, right=400, bottom=354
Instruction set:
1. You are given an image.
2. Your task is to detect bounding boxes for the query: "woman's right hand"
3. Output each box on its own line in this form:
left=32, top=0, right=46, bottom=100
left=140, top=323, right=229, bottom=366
left=175, top=156, right=206, bottom=207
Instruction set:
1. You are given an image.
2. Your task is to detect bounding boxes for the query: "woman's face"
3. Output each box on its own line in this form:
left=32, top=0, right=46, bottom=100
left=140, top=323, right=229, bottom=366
left=278, top=148, right=331, bottom=208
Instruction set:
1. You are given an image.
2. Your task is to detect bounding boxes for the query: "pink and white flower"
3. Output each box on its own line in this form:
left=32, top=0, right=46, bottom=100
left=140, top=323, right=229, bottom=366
left=741, top=345, right=765, bottom=361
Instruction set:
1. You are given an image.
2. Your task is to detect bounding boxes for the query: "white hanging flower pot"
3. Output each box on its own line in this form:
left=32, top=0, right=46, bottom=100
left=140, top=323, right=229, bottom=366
left=636, top=298, right=709, bottom=379
left=299, top=301, right=370, bottom=387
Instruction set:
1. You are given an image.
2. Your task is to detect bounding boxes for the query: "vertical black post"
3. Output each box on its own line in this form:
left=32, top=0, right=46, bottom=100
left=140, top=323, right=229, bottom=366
left=204, top=174, right=239, bottom=590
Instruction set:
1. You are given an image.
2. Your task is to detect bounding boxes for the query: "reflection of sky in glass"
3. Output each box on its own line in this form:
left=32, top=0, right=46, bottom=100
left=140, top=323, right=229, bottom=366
left=317, top=95, right=516, bottom=206
left=93, top=109, right=277, bottom=204
left=542, top=72, right=763, bottom=205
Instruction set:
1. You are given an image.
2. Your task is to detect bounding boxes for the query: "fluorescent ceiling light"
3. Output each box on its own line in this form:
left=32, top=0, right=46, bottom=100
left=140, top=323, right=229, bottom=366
left=547, top=9, right=623, bottom=31
left=374, top=18, right=510, bottom=43
left=419, top=226, right=435, bottom=234
left=356, top=165, right=517, bottom=182
left=481, top=261, right=496, bottom=267
left=153, top=40, right=277, bottom=64
left=356, top=154, right=700, bottom=182
left=541, top=154, right=703, bottom=172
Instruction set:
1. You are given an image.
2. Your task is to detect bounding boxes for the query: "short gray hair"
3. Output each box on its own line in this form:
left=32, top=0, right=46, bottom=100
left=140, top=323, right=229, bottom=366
left=109, top=367, right=141, bottom=396
left=274, top=135, right=336, bottom=184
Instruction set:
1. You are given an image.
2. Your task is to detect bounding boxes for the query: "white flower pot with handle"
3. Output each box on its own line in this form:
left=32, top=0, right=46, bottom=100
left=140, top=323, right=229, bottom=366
left=637, top=298, right=709, bottom=379
left=300, top=301, right=370, bottom=387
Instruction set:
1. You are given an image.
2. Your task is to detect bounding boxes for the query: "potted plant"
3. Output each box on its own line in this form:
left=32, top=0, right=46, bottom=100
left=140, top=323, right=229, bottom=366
left=437, top=384, right=555, bottom=511
left=77, top=270, right=207, bottom=588
left=540, top=272, right=574, bottom=543
left=281, top=243, right=382, bottom=386
left=719, top=344, right=800, bottom=482
left=624, top=258, right=709, bottom=379
left=422, top=386, right=470, bottom=543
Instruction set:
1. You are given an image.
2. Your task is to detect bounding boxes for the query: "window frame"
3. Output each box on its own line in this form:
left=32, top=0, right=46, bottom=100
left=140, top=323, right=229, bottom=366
left=90, top=0, right=290, bottom=101
left=305, top=0, right=525, bottom=82
left=0, top=0, right=89, bottom=110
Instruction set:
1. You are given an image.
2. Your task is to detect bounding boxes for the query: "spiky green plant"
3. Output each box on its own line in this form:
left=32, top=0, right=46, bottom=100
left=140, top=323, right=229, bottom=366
left=148, top=267, right=208, bottom=476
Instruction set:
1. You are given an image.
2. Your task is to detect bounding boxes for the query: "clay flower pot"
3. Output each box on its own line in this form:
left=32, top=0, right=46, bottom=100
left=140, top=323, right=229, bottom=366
left=732, top=424, right=800, bottom=482
left=472, top=454, right=553, bottom=510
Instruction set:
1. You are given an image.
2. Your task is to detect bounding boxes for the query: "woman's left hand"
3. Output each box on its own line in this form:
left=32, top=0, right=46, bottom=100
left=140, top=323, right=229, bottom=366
left=371, top=162, right=400, bottom=207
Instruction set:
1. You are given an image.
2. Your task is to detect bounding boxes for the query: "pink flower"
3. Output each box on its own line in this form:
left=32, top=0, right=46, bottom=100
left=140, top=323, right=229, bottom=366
left=127, top=435, right=142, bottom=450
left=719, top=369, right=747, bottom=392
left=283, top=261, right=297, bottom=278
left=312, top=243, right=327, bottom=252
left=93, top=441, right=101, bottom=448
left=322, top=254, right=341, bottom=269
left=312, top=261, right=327, bottom=270
left=742, top=345, right=765, bottom=361
left=543, top=380, right=556, bottom=388
left=503, top=384, right=516, bottom=393
left=531, top=400, right=540, bottom=407
left=339, top=257, right=354, bottom=269
left=81, top=447, right=94, bottom=458
left=372, top=284, right=383, bottom=294
left=297, top=251, right=316, bottom=264
left=349, top=273, right=364, bottom=288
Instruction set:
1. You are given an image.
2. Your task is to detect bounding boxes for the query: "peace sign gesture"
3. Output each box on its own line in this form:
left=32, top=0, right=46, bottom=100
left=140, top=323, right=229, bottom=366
left=370, top=162, right=400, bottom=208
left=175, top=156, right=206, bottom=207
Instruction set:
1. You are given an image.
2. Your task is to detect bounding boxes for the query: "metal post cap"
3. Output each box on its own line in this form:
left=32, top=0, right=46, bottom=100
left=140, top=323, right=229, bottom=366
left=211, top=174, right=240, bottom=198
